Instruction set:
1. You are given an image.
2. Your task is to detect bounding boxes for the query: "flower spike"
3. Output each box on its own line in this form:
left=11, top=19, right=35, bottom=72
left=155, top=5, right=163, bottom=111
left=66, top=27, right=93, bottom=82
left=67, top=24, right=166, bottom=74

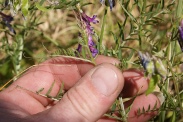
left=76, top=11, right=99, bottom=57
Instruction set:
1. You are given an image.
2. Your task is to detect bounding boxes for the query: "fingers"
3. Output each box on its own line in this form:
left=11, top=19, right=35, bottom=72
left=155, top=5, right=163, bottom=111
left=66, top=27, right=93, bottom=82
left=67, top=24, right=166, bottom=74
left=97, top=92, right=163, bottom=122
left=42, top=63, right=124, bottom=122
left=0, top=55, right=163, bottom=122
left=0, top=55, right=120, bottom=114
left=95, top=55, right=120, bottom=65
left=43, top=55, right=120, bottom=77
left=125, top=93, right=163, bottom=122
left=25, top=63, right=162, bottom=122
left=11, top=55, right=120, bottom=91
left=121, top=69, right=149, bottom=98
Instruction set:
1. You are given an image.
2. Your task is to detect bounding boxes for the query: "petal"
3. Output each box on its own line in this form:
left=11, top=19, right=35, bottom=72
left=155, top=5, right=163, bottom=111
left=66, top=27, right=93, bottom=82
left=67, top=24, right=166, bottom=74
left=88, top=35, right=95, bottom=46
left=90, top=46, right=98, bottom=57
left=76, top=44, right=82, bottom=52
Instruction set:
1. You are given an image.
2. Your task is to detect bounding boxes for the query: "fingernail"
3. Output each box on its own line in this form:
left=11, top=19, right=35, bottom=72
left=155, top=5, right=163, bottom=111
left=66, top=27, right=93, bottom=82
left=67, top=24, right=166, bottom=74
left=91, top=67, right=118, bottom=96
left=152, top=91, right=165, bottom=105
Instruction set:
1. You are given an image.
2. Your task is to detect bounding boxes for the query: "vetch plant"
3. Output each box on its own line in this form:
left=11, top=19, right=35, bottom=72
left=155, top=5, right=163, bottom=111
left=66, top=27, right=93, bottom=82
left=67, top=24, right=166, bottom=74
left=76, top=11, right=99, bottom=58
left=138, top=51, right=155, bottom=76
left=0, top=0, right=183, bottom=121
left=138, top=51, right=167, bottom=95
left=138, top=51, right=167, bottom=79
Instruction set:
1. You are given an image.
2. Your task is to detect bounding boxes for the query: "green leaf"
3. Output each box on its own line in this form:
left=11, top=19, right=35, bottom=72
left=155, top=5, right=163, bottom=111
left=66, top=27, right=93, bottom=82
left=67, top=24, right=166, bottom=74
left=146, top=74, right=159, bottom=95
left=98, top=8, right=107, bottom=53
left=39, top=0, right=46, bottom=5
left=46, top=81, right=56, bottom=96
left=170, top=111, right=176, bottom=122
left=165, top=42, right=172, bottom=61
left=142, top=107, right=146, bottom=113
left=21, top=0, right=29, bottom=17
left=35, top=3, right=48, bottom=12
left=176, top=0, right=183, bottom=18
left=146, top=61, right=155, bottom=75
left=119, top=1, right=137, bottom=23
left=0, top=61, right=9, bottom=76
left=55, top=82, right=64, bottom=100
left=111, top=101, right=117, bottom=112
left=154, top=58, right=167, bottom=78
left=36, top=88, right=44, bottom=94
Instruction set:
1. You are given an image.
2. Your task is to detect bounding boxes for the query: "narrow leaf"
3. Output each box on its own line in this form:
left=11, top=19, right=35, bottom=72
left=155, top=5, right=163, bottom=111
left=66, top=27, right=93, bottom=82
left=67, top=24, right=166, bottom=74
left=46, top=81, right=56, bottom=96
left=146, top=74, right=159, bottom=95
left=36, top=3, right=48, bottom=12
left=21, top=0, right=29, bottom=17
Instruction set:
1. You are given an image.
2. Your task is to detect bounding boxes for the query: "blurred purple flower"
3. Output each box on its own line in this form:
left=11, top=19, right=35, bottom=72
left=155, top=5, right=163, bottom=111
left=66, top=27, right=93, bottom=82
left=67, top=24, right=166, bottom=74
left=4, top=0, right=9, bottom=8
left=0, top=12, right=16, bottom=34
left=178, top=19, right=183, bottom=51
left=82, top=14, right=99, bottom=25
left=100, top=0, right=105, bottom=5
left=88, top=35, right=95, bottom=46
left=138, top=51, right=155, bottom=74
left=76, top=12, right=99, bottom=57
left=76, top=44, right=82, bottom=52
left=89, top=46, right=98, bottom=57
left=138, top=51, right=167, bottom=78
left=100, top=0, right=115, bottom=11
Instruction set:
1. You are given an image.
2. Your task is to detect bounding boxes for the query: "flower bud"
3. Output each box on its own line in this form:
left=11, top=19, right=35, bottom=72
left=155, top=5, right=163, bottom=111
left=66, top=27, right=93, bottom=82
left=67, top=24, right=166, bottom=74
left=138, top=51, right=155, bottom=74
left=153, top=57, right=167, bottom=78
left=100, top=0, right=116, bottom=10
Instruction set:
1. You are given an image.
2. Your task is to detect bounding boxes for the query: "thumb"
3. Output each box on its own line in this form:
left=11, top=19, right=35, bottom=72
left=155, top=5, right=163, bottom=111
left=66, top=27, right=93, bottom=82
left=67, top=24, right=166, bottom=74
left=45, top=63, right=124, bottom=122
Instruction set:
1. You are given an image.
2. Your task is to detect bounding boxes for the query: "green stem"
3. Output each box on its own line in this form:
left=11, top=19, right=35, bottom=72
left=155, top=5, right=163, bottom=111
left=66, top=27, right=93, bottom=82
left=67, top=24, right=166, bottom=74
left=176, top=0, right=183, bottom=19
left=168, top=62, right=182, bottom=112
left=99, top=8, right=107, bottom=53
left=86, top=46, right=95, bottom=64
left=42, top=34, right=59, bottom=46
left=175, top=4, right=183, bottom=96
left=83, top=32, right=96, bottom=64
left=118, top=0, right=137, bottom=24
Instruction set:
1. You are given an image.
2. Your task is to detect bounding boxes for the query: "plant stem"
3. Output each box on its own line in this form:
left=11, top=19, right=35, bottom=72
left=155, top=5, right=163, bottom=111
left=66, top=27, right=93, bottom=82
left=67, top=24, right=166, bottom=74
left=99, top=8, right=107, bottom=53
left=168, top=62, right=183, bottom=113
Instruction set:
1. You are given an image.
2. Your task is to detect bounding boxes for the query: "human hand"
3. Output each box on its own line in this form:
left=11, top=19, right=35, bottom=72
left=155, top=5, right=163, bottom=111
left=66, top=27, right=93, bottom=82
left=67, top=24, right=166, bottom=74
left=0, top=55, right=163, bottom=122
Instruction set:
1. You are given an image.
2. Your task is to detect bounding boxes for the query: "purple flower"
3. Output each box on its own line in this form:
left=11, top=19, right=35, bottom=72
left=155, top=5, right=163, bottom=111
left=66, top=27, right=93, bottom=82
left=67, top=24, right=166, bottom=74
left=88, top=35, right=95, bottom=46
left=76, top=44, right=82, bottom=52
left=100, top=0, right=116, bottom=11
left=138, top=51, right=167, bottom=78
left=82, top=13, right=99, bottom=25
left=100, top=0, right=105, bottom=5
left=108, top=0, right=115, bottom=10
left=0, top=12, right=16, bottom=34
left=138, top=51, right=155, bottom=74
left=4, top=0, right=9, bottom=7
left=178, top=20, right=183, bottom=51
left=89, top=46, right=98, bottom=57
left=76, top=12, right=99, bottom=57
left=81, top=13, right=99, bottom=36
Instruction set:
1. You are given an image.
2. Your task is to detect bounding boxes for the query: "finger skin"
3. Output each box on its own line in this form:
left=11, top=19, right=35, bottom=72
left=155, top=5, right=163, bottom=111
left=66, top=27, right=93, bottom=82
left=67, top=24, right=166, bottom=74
left=121, top=69, right=149, bottom=98
left=125, top=94, right=161, bottom=122
left=23, top=63, right=124, bottom=122
left=95, top=55, right=120, bottom=65
left=97, top=93, right=161, bottom=122
left=0, top=55, right=120, bottom=114
left=0, top=55, right=161, bottom=122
